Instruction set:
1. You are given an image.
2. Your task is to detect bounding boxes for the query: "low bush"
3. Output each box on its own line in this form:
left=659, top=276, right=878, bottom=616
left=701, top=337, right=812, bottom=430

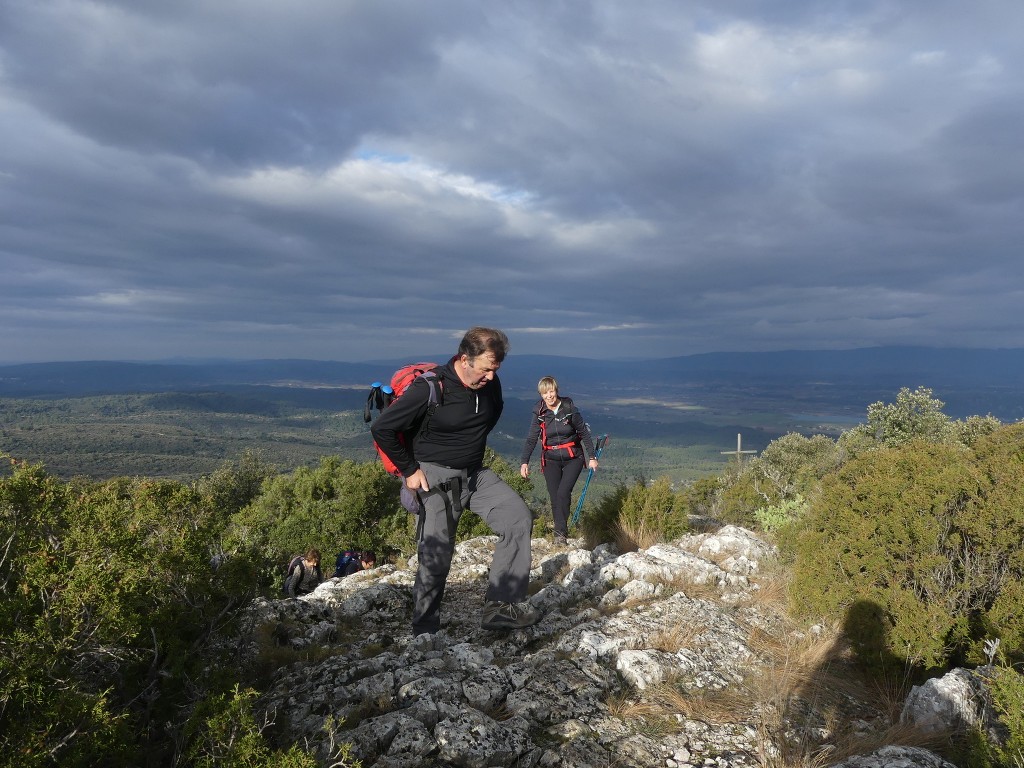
left=227, top=456, right=411, bottom=572
left=985, top=665, right=1024, bottom=768
left=783, top=424, right=1024, bottom=675
left=580, top=476, right=688, bottom=550
left=0, top=455, right=277, bottom=766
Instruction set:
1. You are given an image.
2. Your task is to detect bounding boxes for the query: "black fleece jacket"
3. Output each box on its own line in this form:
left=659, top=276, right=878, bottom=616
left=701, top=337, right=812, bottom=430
left=370, top=359, right=503, bottom=477
left=519, top=396, right=596, bottom=465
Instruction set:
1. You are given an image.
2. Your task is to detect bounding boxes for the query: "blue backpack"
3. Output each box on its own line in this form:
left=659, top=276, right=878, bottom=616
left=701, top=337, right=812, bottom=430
left=333, top=550, right=361, bottom=578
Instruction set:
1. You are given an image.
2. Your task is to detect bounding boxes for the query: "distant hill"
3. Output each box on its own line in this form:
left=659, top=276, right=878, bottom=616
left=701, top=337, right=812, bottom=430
left=2, top=347, right=1022, bottom=420
left=0, top=359, right=382, bottom=397
left=3, top=346, right=1022, bottom=483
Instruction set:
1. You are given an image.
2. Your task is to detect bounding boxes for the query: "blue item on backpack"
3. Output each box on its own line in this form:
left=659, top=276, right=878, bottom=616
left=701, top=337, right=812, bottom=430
left=333, top=550, right=361, bottom=578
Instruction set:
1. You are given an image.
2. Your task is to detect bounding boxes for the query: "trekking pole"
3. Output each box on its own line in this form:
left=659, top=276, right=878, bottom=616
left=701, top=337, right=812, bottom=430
left=571, top=434, right=608, bottom=527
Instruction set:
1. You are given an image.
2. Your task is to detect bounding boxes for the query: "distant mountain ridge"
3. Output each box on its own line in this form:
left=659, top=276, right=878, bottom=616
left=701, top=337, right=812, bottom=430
left=2, top=347, right=1023, bottom=398
left=4, top=347, right=1023, bottom=481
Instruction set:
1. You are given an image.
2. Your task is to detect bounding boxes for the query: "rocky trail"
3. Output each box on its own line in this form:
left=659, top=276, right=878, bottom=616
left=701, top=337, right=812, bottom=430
left=232, top=525, right=969, bottom=768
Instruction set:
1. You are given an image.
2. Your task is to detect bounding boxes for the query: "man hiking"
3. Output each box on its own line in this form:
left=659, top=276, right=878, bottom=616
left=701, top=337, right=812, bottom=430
left=370, top=327, right=539, bottom=636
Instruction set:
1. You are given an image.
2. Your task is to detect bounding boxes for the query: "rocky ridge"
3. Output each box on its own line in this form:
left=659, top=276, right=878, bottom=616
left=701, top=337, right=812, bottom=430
left=231, top=525, right=977, bottom=768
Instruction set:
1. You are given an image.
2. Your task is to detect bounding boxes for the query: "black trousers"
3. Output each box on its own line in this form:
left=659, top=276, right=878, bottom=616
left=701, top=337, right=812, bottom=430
left=542, top=454, right=585, bottom=537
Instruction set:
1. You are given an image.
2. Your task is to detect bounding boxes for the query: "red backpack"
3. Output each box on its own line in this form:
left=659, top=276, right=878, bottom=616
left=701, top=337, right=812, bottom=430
left=363, top=362, right=444, bottom=476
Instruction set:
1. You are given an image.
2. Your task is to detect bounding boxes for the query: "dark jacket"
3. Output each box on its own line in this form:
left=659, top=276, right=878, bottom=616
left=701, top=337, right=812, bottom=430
left=520, top=396, right=596, bottom=465
left=370, top=358, right=503, bottom=477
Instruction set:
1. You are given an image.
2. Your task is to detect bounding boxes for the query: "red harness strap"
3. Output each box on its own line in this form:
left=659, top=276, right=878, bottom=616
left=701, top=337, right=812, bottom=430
left=540, top=418, right=577, bottom=468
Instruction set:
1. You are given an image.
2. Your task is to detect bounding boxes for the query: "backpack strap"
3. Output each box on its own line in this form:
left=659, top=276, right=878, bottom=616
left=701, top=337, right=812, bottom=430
left=538, top=405, right=578, bottom=468
left=284, top=557, right=305, bottom=594
left=418, top=371, right=443, bottom=436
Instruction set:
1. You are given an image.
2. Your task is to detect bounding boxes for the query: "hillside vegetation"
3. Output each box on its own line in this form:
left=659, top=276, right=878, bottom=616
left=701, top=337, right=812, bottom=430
left=0, top=382, right=789, bottom=505
left=3, top=386, right=1024, bottom=766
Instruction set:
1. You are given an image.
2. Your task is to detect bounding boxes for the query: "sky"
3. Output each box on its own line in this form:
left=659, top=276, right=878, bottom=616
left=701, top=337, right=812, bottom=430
left=1, top=1, right=1022, bottom=363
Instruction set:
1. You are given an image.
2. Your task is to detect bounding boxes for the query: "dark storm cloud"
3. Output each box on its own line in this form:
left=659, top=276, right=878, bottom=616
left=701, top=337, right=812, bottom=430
left=1, top=0, right=1022, bottom=362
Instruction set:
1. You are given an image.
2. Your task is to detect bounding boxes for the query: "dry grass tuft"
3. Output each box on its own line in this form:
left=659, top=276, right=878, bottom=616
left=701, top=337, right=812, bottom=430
left=864, top=664, right=921, bottom=722
left=613, top=517, right=661, bottom=553
left=762, top=720, right=954, bottom=768
left=603, top=611, right=950, bottom=768
left=680, top=577, right=724, bottom=602
left=338, top=693, right=396, bottom=730
left=647, top=681, right=752, bottom=725
left=527, top=578, right=547, bottom=596
left=747, top=562, right=792, bottom=611
left=485, top=701, right=516, bottom=722
left=252, top=622, right=349, bottom=683
left=830, top=721, right=952, bottom=764
left=740, top=620, right=943, bottom=768
left=744, top=621, right=871, bottom=716
left=604, top=690, right=638, bottom=720
left=646, top=621, right=703, bottom=654
left=606, top=694, right=682, bottom=737
left=608, top=674, right=751, bottom=730
left=641, top=568, right=722, bottom=603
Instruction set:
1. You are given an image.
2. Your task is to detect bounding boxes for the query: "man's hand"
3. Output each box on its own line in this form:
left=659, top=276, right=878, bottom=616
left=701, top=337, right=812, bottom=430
left=406, top=468, right=430, bottom=493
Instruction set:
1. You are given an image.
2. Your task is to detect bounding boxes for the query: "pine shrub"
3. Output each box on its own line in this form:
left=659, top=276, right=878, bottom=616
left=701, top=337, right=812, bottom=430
left=784, top=424, right=1024, bottom=674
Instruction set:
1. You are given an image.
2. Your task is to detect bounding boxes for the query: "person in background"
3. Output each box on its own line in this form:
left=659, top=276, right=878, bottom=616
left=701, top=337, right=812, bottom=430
left=285, top=548, right=323, bottom=597
left=371, top=327, right=539, bottom=635
left=343, top=550, right=376, bottom=576
left=520, top=376, right=598, bottom=546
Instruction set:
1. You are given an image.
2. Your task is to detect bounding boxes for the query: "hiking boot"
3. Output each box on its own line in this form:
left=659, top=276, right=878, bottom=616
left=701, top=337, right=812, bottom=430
left=481, top=600, right=540, bottom=630
left=554, top=534, right=568, bottom=547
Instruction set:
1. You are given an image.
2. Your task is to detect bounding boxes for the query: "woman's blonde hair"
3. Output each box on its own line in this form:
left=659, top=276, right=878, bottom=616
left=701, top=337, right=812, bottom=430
left=537, top=376, right=558, bottom=394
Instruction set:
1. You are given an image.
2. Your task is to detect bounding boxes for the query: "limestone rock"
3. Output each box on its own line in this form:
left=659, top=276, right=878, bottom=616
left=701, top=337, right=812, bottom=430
left=227, top=527, right=976, bottom=768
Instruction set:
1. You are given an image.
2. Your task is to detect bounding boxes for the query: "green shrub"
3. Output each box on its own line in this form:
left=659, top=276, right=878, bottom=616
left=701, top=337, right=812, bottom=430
left=681, top=474, right=722, bottom=518
left=784, top=426, right=1024, bottom=674
left=687, top=433, right=837, bottom=530
left=0, top=456, right=265, bottom=766
left=227, top=449, right=537, bottom=569
left=839, top=386, right=1003, bottom=458
left=967, top=423, right=1024, bottom=659
left=227, top=456, right=412, bottom=569
left=956, top=414, right=1004, bottom=448
left=196, top=449, right=277, bottom=520
left=185, top=686, right=331, bottom=768
left=987, top=666, right=1024, bottom=768
left=755, top=432, right=839, bottom=500
left=619, top=477, right=689, bottom=540
left=846, top=386, right=957, bottom=450
left=579, top=477, right=688, bottom=549
left=715, top=469, right=763, bottom=527
left=0, top=462, right=132, bottom=767
left=753, top=494, right=809, bottom=534
left=580, top=482, right=630, bottom=548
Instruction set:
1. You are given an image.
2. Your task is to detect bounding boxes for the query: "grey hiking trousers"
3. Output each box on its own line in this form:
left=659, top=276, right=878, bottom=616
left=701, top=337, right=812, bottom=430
left=411, top=462, right=532, bottom=635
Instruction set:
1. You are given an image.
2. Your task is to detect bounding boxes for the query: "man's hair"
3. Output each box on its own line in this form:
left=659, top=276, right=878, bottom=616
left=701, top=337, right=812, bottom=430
left=537, top=376, right=558, bottom=394
left=304, top=548, right=321, bottom=563
left=459, top=327, right=510, bottom=363
left=361, top=551, right=376, bottom=564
